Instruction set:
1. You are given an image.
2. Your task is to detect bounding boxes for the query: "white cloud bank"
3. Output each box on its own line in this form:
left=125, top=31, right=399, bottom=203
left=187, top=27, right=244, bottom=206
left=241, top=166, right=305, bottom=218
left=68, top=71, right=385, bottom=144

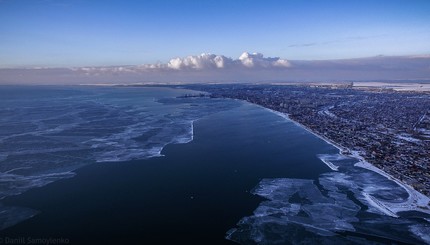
left=167, top=52, right=290, bottom=70
left=74, top=52, right=290, bottom=74
left=1, top=52, right=429, bottom=84
left=238, top=52, right=290, bottom=68
left=167, top=53, right=230, bottom=70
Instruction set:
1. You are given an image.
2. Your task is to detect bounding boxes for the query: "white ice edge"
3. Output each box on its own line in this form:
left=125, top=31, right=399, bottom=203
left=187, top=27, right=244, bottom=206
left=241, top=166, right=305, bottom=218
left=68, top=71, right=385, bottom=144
left=362, top=192, right=399, bottom=217
left=318, top=158, right=339, bottom=171
left=95, top=119, right=196, bottom=163
left=352, top=151, right=430, bottom=215
left=263, top=106, right=430, bottom=216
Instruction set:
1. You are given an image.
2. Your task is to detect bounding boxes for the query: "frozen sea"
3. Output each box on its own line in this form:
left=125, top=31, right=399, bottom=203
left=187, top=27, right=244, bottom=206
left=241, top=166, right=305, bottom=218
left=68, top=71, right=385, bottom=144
left=0, top=86, right=429, bottom=244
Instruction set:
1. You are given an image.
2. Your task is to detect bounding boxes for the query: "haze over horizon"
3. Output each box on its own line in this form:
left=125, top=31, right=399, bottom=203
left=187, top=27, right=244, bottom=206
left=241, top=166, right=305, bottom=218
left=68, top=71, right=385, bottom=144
left=1, top=0, right=429, bottom=84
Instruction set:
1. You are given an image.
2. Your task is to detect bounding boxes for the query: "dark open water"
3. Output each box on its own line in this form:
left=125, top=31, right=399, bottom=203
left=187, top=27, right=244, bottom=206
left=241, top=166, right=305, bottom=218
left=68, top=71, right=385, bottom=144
left=0, top=86, right=428, bottom=244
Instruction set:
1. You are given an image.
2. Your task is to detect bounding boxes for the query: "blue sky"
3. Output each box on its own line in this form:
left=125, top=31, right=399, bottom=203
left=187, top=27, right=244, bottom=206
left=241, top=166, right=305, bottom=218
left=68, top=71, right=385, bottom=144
left=1, top=0, right=430, bottom=68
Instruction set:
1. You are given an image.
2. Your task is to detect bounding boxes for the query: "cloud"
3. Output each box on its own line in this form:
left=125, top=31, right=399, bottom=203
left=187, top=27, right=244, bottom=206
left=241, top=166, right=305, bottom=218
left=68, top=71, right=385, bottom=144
left=1, top=54, right=430, bottom=84
left=72, top=52, right=291, bottom=75
left=288, top=43, right=317, bottom=48
left=288, top=35, right=388, bottom=48
left=167, top=53, right=232, bottom=70
left=166, top=52, right=290, bottom=70
left=238, top=52, right=290, bottom=68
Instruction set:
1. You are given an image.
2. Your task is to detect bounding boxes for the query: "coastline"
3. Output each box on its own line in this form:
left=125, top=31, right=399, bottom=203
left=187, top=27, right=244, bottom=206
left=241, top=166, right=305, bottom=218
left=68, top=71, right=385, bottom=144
left=181, top=89, right=430, bottom=216
left=264, top=107, right=345, bottom=152
left=258, top=105, right=430, bottom=215
left=2, top=97, right=332, bottom=244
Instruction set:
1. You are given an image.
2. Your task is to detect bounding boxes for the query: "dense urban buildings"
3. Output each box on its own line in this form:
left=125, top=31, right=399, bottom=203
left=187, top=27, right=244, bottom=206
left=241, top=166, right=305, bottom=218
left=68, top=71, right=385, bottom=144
left=185, top=83, right=430, bottom=197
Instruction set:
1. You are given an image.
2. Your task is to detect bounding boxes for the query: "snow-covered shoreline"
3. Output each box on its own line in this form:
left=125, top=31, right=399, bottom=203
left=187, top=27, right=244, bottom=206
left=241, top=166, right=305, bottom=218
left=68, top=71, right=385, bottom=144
left=264, top=107, right=345, bottom=152
left=263, top=106, right=430, bottom=216
left=352, top=151, right=430, bottom=215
